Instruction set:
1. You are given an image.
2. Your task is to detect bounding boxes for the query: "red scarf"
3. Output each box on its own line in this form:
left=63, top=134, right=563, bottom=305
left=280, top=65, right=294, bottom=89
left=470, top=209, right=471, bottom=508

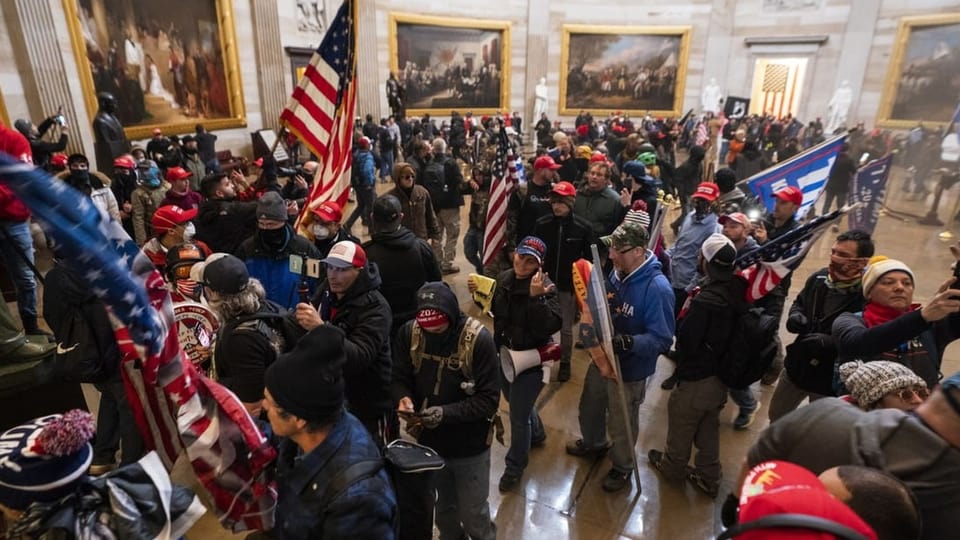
left=862, top=301, right=920, bottom=328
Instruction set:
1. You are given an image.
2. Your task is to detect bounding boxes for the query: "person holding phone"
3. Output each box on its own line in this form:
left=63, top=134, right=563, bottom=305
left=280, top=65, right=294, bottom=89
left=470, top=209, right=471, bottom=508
left=13, top=111, right=69, bottom=171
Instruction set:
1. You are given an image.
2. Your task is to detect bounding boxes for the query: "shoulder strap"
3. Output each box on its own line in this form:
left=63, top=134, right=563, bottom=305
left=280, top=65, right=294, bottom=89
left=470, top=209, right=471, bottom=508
left=313, top=459, right=385, bottom=510
left=410, top=323, right=424, bottom=373
left=457, top=317, right=485, bottom=381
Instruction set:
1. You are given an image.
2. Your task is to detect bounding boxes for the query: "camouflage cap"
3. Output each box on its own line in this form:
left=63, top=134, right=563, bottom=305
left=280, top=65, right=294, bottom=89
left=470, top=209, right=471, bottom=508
left=601, top=222, right=649, bottom=251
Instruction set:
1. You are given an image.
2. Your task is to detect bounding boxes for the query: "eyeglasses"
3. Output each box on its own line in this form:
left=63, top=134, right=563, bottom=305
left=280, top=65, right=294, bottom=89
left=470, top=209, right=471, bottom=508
left=895, top=385, right=929, bottom=402
left=615, top=246, right=639, bottom=255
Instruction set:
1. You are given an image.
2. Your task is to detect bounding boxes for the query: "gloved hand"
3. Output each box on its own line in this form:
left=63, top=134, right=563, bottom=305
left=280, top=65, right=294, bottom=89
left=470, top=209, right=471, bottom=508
left=612, top=334, right=634, bottom=354
left=786, top=312, right=809, bottom=334
left=419, top=406, right=444, bottom=429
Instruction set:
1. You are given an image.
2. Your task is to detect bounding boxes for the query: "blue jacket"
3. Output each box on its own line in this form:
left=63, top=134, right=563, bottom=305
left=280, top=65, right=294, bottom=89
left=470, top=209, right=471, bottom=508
left=666, top=212, right=720, bottom=289
left=607, top=252, right=675, bottom=381
left=353, top=149, right=376, bottom=188
left=236, top=227, right=322, bottom=310
left=275, top=411, right=397, bottom=540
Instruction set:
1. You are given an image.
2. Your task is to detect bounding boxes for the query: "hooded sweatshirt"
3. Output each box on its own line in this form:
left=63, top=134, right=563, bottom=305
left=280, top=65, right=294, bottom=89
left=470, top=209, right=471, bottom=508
left=363, top=226, right=442, bottom=332
left=391, top=282, right=500, bottom=458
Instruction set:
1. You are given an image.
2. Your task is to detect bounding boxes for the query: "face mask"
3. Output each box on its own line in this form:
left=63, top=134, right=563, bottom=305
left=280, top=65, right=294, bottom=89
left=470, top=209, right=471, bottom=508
left=184, top=147, right=198, bottom=155
left=828, top=254, right=867, bottom=283
left=312, top=225, right=331, bottom=240
left=176, top=279, right=202, bottom=301
left=70, top=169, right=90, bottom=185
left=259, top=226, right=289, bottom=249
left=183, top=222, right=196, bottom=241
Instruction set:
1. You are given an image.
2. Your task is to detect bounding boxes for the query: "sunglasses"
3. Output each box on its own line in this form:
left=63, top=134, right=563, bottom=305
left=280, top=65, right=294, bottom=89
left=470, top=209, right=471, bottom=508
left=895, top=385, right=929, bottom=402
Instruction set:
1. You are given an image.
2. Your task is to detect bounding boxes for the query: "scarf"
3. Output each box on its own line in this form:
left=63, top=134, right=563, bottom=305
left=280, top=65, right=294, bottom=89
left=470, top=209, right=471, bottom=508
left=862, top=301, right=919, bottom=328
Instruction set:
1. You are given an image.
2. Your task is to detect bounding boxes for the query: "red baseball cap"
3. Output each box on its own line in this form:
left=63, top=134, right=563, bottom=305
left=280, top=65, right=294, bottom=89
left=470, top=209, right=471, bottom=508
left=719, top=212, right=751, bottom=227
left=113, top=155, right=137, bottom=169
left=165, top=166, right=193, bottom=182
left=50, top=153, right=68, bottom=168
left=550, top=181, right=577, bottom=198
left=534, top=155, right=561, bottom=171
left=692, top=182, right=720, bottom=202
left=590, top=152, right=608, bottom=163
left=733, top=460, right=877, bottom=540
left=312, top=201, right=343, bottom=223
left=321, top=241, right=366, bottom=269
left=775, top=186, right=803, bottom=206
left=151, top=205, right=198, bottom=236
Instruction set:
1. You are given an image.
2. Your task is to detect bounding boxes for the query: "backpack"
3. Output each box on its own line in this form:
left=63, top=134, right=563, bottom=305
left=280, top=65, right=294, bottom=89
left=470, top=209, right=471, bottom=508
left=409, top=316, right=485, bottom=386
left=230, top=300, right=306, bottom=354
left=717, top=307, right=779, bottom=389
left=421, top=159, right=446, bottom=200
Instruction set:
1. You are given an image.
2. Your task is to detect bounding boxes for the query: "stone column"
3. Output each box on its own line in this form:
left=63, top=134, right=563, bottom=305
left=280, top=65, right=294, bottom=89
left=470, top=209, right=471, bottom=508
left=355, top=0, right=380, bottom=121
left=251, top=0, right=288, bottom=131
left=5, top=0, right=88, bottom=157
left=834, top=0, right=880, bottom=124
left=524, top=0, right=549, bottom=131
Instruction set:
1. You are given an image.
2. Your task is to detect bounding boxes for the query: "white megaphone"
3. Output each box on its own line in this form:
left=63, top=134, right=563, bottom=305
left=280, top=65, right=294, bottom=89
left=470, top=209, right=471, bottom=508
left=500, top=342, right=562, bottom=383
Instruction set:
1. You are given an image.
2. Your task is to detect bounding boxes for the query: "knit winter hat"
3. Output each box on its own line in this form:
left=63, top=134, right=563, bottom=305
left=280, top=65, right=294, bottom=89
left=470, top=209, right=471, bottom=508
left=838, top=360, right=926, bottom=409
left=0, top=410, right=95, bottom=511
left=256, top=192, right=288, bottom=222
left=265, top=325, right=346, bottom=423
left=862, top=256, right=914, bottom=299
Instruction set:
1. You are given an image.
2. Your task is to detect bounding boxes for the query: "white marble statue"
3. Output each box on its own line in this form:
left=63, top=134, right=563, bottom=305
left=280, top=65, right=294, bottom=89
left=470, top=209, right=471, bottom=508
left=826, top=80, right=853, bottom=133
left=533, top=77, right=548, bottom=123
left=701, top=77, right=722, bottom=114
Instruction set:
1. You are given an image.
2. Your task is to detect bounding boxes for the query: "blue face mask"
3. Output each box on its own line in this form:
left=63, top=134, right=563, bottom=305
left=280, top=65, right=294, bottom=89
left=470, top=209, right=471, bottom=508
left=139, top=166, right=161, bottom=188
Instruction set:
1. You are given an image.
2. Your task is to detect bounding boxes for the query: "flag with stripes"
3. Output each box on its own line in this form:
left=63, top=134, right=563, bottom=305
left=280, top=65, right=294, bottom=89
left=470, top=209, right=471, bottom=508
left=280, top=0, right=357, bottom=233
left=0, top=154, right=277, bottom=532
left=735, top=208, right=845, bottom=303
left=743, top=134, right=847, bottom=220
left=482, top=126, right=520, bottom=266
left=762, top=63, right=790, bottom=93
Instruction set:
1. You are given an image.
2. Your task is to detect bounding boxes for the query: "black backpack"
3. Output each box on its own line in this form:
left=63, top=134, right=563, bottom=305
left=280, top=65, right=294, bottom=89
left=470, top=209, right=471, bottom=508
left=220, top=300, right=305, bottom=355
left=421, top=159, right=446, bottom=201
left=717, top=307, right=779, bottom=389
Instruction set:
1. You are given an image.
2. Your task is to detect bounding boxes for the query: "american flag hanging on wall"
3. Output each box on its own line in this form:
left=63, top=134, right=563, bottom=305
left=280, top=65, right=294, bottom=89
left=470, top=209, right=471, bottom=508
left=280, top=0, right=357, bottom=234
left=482, top=126, right=520, bottom=267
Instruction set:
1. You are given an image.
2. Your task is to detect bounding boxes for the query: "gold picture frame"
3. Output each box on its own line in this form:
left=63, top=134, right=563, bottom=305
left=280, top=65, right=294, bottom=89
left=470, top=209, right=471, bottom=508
left=877, top=13, right=960, bottom=129
left=62, top=0, right=246, bottom=140
left=0, top=90, right=8, bottom=127
left=388, top=13, right=510, bottom=117
left=559, top=24, right=691, bottom=117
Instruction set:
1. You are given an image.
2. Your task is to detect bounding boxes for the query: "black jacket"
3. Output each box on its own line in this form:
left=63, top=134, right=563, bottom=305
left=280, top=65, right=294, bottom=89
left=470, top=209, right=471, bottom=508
left=28, top=117, right=68, bottom=170
left=363, top=226, right=442, bottom=333
left=491, top=270, right=562, bottom=351
left=676, top=276, right=748, bottom=381
left=391, top=283, right=500, bottom=458
left=195, top=197, right=258, bottom=255
left=506, top=181, right=554, bottom=253
left=533, top=212, right=596, bottom=292
left=422, top=156, right=464, bottom=211
left=311, top=263, right=393, bottom=421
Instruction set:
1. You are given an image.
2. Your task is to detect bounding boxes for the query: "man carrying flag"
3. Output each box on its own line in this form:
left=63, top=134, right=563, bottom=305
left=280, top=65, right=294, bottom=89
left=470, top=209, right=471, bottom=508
left=481, top=124, right=520, bottom=277
left=566, top=223, right=674, bottom=493
left=280, top=0, right=357, bottom=234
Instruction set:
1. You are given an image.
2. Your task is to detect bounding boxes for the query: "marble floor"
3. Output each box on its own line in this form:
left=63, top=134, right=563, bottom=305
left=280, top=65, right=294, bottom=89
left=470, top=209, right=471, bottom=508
left=15, top=163, right=960, bottom=539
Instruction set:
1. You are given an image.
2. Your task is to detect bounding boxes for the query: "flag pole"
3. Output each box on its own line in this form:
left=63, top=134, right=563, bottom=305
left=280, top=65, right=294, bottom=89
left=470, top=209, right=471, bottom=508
left=590, top=244, right=641, bottom=490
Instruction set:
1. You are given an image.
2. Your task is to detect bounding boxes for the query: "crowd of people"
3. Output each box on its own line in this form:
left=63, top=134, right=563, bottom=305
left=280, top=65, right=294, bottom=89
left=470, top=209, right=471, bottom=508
left=1, top=97, right=959, bottom=540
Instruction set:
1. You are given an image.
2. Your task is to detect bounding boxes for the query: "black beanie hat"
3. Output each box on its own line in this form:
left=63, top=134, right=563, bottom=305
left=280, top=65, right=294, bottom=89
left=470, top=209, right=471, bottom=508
left=265, top=325, right=346, bottom=423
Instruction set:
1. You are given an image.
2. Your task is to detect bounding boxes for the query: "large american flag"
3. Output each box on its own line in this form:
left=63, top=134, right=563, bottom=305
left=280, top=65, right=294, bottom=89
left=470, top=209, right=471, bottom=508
left=280, top=0, right=357, bottom=234
left=482, top=126, right=520, bottom=266
left=0, top=154, right=277, bottom=532
left=735, top=208, right=845, bottom=303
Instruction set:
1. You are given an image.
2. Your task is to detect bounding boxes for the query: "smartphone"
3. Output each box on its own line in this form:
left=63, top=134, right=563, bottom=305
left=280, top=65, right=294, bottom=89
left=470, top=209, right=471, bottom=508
left=952, top=262, right=960, bottom=289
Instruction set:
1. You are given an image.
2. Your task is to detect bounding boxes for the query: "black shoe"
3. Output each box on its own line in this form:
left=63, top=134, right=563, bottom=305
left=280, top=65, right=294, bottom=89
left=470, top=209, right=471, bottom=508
left=661, top=371, right=679, bottom=390
left=647, top=449, right=666, bottom=473
left=686, top=467, right=720, bottom=498
left=498, top=471, right=522, bottom=492
left=531, top=434, right=547, bottom=448
left=557, top=362, right=571, bottom=382
left=565, top=439, right=612, bottom=458
left=601, top=468, right=632, bottom=493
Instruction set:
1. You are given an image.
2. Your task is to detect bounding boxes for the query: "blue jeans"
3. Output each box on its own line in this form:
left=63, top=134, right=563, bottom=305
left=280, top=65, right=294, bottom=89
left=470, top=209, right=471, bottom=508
left=500, top=365, right=545, bottom=475
left=0, top=221, right=37, bottom=329
left=463, top=227, right=484, bottom=274
left=578, top=363, right=649, bottom=472
left=729, top=386, right=757, bottom=412
left=380, top=150, right=395, bottom=180
left=435, top=449, right=496, bottom=540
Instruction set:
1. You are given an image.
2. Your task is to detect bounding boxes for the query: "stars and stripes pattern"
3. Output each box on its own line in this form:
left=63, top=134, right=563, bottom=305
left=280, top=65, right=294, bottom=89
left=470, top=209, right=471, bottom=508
left=280, top=0, right=357, bottom=233
left=735, top=208, right=845, bottom=303
left=482, top=125, right=520, bottom=267
left=762, top=63, right=790, bottom=93
left=0, top=153, right=277, bottom=532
